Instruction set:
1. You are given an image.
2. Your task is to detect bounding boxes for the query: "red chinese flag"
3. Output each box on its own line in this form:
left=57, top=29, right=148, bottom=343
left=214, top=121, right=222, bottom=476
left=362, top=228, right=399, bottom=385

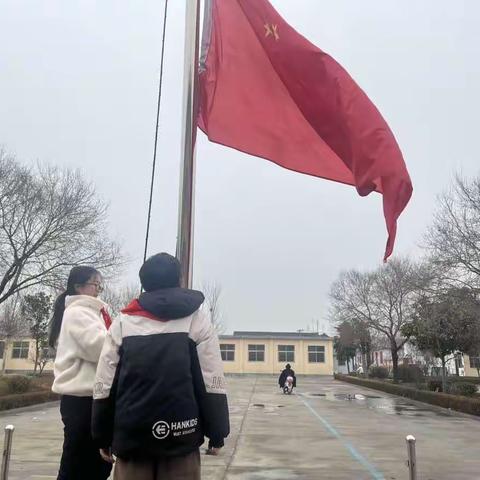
left=198, top=0, right=413, bottom=260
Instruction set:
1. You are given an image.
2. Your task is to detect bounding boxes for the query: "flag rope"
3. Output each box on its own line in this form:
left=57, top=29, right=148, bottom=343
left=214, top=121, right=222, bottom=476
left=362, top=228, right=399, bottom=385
left=143, top=0, right=170, bottom=263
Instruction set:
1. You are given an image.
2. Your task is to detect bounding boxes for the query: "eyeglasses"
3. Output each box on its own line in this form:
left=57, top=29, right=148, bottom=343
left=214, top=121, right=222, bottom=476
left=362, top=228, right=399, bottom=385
left=85, top=282, right=104, bottom=292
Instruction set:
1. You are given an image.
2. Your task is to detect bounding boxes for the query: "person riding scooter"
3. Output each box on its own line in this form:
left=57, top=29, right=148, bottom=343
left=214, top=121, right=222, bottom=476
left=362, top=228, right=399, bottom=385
left=278, top=364, right=296, bottom=394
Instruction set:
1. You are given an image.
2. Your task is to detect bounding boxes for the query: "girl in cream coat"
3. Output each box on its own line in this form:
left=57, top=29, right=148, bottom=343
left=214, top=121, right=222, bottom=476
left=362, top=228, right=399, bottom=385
left=50, top=266, right=112, bottom=480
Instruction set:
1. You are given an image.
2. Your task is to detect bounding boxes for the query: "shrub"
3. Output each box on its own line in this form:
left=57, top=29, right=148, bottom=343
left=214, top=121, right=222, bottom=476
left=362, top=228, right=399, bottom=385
left=369, top=366, right=389, bottom=379
left=397, top=364, right=424, bottom=383
left=5, top=375, right=32, bottom=394
left=426, top=377, right=476, bottom=393
left=0, top=391, right=59, bottom=411
left=448, top=382, right=478, bottom=397
left=427, top=379, right=444, bottom=392
left=447, top=376, right=480, bottom=385
left=334, top=374, right=480, bottom=416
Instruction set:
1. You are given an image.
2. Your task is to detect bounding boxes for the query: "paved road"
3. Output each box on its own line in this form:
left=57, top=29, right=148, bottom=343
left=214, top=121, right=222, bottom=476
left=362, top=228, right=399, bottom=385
left=1, top=376, right=479, bottom=479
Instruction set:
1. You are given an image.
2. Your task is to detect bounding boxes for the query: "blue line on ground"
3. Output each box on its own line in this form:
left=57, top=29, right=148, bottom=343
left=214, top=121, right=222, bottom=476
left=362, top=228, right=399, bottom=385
left=300, top=396, right=385, bottom=480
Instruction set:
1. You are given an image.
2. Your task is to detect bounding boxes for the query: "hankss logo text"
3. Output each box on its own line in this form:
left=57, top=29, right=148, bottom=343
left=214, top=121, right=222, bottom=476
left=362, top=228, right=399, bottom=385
left=152, top=421, right=170, bottom=440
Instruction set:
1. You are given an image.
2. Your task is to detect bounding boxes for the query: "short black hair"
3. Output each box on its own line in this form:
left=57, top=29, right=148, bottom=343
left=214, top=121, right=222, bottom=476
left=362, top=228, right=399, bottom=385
left=139, top=253, right=181, bottom=292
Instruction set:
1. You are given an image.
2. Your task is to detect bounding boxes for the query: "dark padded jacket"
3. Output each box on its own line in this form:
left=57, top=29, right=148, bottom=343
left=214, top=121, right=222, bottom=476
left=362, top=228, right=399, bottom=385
left=91, top=288, right=230, bottom=459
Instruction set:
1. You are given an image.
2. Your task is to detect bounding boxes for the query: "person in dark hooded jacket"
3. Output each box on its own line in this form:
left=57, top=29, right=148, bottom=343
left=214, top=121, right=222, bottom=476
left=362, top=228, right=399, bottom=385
left=92, top=253, right=229, bottom=480
left=278, top=364, right=296, bottom=389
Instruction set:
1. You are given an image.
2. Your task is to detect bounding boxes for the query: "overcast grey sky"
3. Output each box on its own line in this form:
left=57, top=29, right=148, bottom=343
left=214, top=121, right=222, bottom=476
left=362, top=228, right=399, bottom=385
left=1, top=1, right=479, bottom=333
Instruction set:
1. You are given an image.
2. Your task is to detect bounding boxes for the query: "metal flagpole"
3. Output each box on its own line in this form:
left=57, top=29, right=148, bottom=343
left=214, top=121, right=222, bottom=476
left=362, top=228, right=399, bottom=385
left=177, top=0, right=200, bottom=288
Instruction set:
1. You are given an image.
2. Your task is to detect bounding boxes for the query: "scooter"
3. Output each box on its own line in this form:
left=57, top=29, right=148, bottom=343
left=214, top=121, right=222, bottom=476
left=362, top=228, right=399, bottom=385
left=283, top=376, right=294, bottom=394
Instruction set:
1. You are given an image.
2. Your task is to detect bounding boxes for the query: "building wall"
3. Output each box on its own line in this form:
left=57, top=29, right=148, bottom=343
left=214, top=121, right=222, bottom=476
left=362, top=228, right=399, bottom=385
left=220, top=338, right=334, bottom=375
left=464, top=354, right=480, bottom=377
left=1, top=335, right=335, bottom=376
left=0, top=339, right=53, bottom=373
left=334, top=356, right=349, bottom=374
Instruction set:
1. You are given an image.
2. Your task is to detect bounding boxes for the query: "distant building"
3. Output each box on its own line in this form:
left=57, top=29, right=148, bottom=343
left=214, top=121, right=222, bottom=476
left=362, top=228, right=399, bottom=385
left=369, top=342, right=471, bottom=377
left=0, top=337, right=53, bottom=373
left=218, top=331, right=334, bottom=375
left=464, top=354, right=480, bottom=377
left=333, top=354, right=349, bottom=375
left=6, top=332, right=476, bottom=379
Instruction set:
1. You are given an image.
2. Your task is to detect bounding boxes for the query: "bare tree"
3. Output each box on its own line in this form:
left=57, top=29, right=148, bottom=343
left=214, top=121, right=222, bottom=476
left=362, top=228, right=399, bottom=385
left=330, top=258, right=422, bottom=382
left=0, top=149, right=122, bottom=305
left=0, top=295, right=29, bottom=372
left=102, top=284, right=139, bottom=317
left=22, top=291, right=51, bottom=375
left=201, top=281, right=225, bottom=334
left=37, top=350, right=54, bottom=376
left=335, top=321, right=360, bottom=373
left=403, top=288, right=480, bottom=392
left=425, top=175, right=480, bottom=289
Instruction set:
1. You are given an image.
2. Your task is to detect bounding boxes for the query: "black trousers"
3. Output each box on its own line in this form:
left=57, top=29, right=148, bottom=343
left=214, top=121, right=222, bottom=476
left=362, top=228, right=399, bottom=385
left=57, top=395, right=112, bottom=480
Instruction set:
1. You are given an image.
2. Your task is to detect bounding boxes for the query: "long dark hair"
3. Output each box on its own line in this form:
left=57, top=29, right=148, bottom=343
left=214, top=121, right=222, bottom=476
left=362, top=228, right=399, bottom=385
left=48, top=266, right=100, bottom=348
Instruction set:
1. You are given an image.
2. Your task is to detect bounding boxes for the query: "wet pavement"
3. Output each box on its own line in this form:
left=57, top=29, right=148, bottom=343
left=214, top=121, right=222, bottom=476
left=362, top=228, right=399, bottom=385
left=301, top=390, right=456, bottom=418
left=0, top=375, right=479, bottom=479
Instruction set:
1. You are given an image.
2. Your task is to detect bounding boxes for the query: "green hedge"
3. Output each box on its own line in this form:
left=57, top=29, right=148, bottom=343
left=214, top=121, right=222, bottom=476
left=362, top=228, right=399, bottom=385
left=5, top=375, right=32, bottom=394
left=449, top=382, right=478, bottom=397
left=425, top=376, right=480, bottom=389
left=335, top=374, right=480, bottom=417
left=368, top=366, right=389, bottom=379
left=452, top=376, right=480, bottom=385
left=0, top=390, right=59, bottom=411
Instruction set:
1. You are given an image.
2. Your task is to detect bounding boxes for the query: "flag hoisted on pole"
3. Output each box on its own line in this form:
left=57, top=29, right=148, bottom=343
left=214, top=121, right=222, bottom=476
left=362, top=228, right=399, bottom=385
left=198, top=0, right=413, bottom=260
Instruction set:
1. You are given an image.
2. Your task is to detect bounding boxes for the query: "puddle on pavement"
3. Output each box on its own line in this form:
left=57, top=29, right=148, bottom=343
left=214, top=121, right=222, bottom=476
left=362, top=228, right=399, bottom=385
left=303, top=392, right=457, bottom=418
left=250, top=403, right=286, bottom=415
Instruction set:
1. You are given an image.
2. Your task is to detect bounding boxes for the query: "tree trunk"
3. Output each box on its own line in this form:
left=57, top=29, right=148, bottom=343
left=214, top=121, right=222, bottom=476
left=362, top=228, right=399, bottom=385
left=441, top=356, right=447, bottom=393
left=366, top=344, right=373, bottom=369
left=391, top=346, right=399, bottom=383
left=346, top=358, right=350, bottom=374
left=33, top=339, right=39, bottom=375
left=2, top=339, right=10, bottom=374
left=2, top=349, right=6, bottom=374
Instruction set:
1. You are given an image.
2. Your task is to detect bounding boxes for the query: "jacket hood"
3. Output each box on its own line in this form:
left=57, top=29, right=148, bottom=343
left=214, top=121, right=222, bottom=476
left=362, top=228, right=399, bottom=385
left=125, top=288, right=205, bottom=320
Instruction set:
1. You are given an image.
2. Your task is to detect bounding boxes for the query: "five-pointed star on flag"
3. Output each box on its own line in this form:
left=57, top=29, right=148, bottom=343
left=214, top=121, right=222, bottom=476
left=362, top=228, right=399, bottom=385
left=264, top=23, right=279, bottom=41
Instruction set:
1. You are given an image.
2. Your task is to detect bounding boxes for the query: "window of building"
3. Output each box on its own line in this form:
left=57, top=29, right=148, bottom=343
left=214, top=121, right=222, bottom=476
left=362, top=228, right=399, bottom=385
left=0, top=341, right=5, bottom=359
left=278, top=345, right=295, bottom=363
left=470, top=356, right=480, bottom=369
left=248, top=344, right=265, bottom=362
left=308, top=345, right=325, bottom=363
left=220, top=344, right=235, bottom=362
left=11, top=341, right=30, bottom=360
